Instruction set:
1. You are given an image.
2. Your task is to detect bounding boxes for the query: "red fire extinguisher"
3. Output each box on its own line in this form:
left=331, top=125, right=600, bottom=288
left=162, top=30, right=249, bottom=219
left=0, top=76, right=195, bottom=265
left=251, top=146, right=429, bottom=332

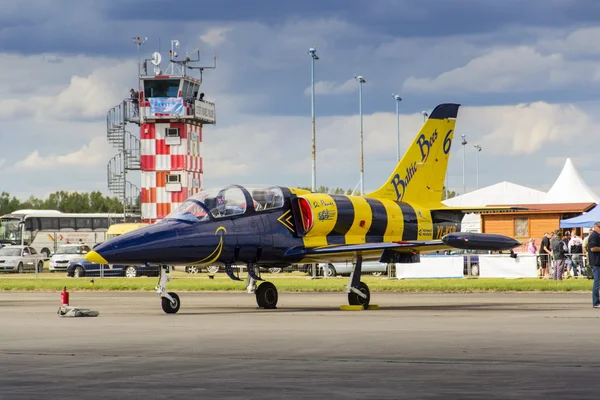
left=61, top=287, right=69, bottom=306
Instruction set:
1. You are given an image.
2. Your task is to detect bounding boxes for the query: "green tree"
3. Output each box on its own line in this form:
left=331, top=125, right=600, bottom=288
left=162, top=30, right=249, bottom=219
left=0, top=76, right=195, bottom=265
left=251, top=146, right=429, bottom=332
left=0, top=191, right=125, bottom=215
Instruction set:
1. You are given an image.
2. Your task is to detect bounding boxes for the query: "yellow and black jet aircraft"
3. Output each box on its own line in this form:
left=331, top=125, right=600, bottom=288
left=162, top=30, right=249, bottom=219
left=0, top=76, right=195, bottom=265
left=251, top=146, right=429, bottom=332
left=87, top=103, right=521, bottom=314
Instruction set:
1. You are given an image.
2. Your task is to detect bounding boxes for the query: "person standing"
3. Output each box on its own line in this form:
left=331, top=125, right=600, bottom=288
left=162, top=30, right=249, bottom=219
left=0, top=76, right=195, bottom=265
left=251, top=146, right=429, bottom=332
left=551, top=231, right=567, bottom=280
left=568, top=232, right=584, bottom=278
left=528, top=238, right=537, bottom=254
left=587, top=222, right=600, bottom=308
left=539, top=232, right=551, bottom=278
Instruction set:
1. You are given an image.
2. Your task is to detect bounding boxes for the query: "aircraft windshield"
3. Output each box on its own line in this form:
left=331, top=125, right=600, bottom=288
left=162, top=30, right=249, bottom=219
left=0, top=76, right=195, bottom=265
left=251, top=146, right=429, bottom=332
left=165, top=185, right=285, bottom=222
left=166, top=186, right=247, bottom=222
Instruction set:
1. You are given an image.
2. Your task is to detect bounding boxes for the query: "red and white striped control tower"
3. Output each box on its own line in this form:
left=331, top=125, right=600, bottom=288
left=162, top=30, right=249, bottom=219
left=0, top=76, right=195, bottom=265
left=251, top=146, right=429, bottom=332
left=106, top=38, right=216, bottom=223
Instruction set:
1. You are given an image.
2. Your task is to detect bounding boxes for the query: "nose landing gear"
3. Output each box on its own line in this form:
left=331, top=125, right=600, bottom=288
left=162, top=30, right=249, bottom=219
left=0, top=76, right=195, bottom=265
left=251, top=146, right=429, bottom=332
left=156, top=265, right=181, bottom=314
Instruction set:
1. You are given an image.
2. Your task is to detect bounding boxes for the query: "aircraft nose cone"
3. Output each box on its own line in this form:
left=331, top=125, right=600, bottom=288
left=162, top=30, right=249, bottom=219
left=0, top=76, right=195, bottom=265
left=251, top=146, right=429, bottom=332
left=85, top=251, right=108, bottom=264
left=90, top=222, right=180, bottom=265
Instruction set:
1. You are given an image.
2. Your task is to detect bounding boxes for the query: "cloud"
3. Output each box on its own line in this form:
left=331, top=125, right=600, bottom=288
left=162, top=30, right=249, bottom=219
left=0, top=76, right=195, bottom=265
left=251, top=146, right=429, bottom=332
left=458, top=102, right=593, bottom=156
left=402, top=27, right=600, bottom=94
left=403, top=46, right=599, bottom=93
left=0, top=54, right=136, bottom=122
left=200, top=27, right=233, bottom=46
left=303, top=78, right=357, bottom=96
left=16, top=136, right=113, bottom=170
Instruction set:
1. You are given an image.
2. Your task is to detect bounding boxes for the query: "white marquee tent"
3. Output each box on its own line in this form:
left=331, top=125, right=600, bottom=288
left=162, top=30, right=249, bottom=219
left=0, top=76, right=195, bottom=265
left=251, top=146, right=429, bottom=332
left=541, top=158, right=600, bottom=204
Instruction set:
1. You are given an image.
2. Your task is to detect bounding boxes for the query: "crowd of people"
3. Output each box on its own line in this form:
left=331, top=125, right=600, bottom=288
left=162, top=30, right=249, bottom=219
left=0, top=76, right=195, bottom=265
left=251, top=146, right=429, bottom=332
left=529, top=229, right=589, bottom=280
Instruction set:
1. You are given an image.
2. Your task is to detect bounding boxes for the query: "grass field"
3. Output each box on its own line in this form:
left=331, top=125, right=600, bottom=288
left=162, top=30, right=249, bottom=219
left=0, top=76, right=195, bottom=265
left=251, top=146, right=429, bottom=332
left=0, top=272, right=594, bottom=292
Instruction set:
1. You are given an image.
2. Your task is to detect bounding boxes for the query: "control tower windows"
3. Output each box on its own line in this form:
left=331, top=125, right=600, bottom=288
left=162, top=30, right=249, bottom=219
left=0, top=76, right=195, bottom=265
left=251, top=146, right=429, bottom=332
left=144, top=79, right=181, bottom=98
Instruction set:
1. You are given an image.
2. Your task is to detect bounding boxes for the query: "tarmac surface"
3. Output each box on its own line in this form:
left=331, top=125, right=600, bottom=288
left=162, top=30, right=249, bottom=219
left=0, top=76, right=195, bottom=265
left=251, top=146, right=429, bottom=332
left=1, top=291, right=600, bottom=399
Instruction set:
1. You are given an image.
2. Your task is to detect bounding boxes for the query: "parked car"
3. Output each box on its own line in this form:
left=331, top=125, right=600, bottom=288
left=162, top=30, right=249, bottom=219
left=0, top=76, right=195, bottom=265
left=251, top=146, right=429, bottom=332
left=445, top=249, right=483, bottom=276
left=301, top=261, right=388, bottom=277
left=49, top=243, right=92, bottom=273
left=66, top=259, right=160, bottom=278
left=0, top=245, right=45, bottom=273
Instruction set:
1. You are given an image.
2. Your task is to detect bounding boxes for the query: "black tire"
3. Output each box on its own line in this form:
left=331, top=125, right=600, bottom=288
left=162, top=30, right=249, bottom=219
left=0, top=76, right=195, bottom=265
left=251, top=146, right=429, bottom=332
left=348, top=281, right=370, bottom=308
left=326, top=264, right=337, bottom=277
left=186, top=266, right=199, bottom=274
left=161, top=292, right=180, bottom=314
left=124, top=266, right=138, bottom=278
left=37, top=261, right=44, bottom=273
left=255, top=282, right=278, bottom=309
left=41, top=248, right=50, bottom=260
left=268, top=267, right=282, bottom=274
left=17, top=263, right=23, bottom=273
left=73, top=266, right=84, bottom=278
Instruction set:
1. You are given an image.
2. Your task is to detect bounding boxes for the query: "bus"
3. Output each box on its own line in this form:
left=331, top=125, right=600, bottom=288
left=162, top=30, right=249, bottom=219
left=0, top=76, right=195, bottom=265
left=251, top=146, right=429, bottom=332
left=0, top=210, right=131, bottom=259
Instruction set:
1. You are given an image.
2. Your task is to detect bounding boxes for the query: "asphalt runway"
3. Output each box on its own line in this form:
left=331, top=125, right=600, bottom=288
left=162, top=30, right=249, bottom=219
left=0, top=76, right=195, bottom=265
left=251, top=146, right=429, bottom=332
left=1, top=291, right=600, bottom=399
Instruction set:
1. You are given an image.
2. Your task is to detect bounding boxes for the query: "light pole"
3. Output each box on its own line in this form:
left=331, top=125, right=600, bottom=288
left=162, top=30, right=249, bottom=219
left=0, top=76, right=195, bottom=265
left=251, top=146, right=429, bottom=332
left=355, top=76, right=366, bottom=195
left=392, top=94, right=402, bottom=162
left=461, top=134, right=467, bottom=194
left=421, top=111, right=428, bottom=122
left=308, top=47, right=319, bottom=193
left=474, top=144, right=482, bottom=189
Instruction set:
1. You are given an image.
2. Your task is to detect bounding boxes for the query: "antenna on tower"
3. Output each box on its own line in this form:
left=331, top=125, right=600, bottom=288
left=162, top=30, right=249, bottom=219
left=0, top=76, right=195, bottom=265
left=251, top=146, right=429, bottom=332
left=164, top=40, right=217, bottom=79
left=184, top=42, right=217, bottom=82
left=132, top=36, right=148, bottom=76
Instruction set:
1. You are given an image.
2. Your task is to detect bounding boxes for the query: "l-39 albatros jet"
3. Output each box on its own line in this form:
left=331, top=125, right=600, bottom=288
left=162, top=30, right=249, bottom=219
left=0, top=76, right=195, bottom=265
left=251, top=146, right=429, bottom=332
left=87, top=103, right=521, bottom=314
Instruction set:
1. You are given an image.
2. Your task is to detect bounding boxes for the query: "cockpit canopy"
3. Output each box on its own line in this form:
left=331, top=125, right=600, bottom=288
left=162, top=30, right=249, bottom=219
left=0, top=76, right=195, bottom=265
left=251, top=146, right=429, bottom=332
left=165, top=185, right=285, bottom=222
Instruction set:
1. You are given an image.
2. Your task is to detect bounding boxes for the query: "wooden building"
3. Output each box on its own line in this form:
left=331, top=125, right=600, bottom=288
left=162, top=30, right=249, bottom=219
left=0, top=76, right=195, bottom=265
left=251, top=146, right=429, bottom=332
left=480, top=202, right=596, bottom=251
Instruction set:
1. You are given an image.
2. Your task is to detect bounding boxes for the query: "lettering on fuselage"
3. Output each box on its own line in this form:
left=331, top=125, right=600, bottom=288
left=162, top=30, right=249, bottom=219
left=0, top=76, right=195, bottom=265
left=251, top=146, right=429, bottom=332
left=312, top=199, right=334, bottom=208
left=433, top=224, right=457, bottom=239
left=318, top=209, right=336, bottom=221
left=390, top=129, right=453, bottom=201
left=418, top=228, right=433, bottom=237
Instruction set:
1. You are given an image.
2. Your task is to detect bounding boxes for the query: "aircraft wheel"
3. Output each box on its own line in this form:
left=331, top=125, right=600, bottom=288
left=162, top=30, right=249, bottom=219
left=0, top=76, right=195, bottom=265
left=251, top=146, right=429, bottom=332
left=255, top=282, right=278, bottom=309
left=348, top=281, right=370, bottom=308
left=161, top=292, right=180, bottom=314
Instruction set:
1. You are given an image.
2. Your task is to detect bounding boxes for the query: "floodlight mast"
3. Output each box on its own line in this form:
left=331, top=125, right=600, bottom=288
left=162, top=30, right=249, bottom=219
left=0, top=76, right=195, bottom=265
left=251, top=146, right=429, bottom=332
left=392, top=94, right=402, bottom=162
left=355, top=75, right=366, bottom=196
left=308, top=47, right=319, bottom=193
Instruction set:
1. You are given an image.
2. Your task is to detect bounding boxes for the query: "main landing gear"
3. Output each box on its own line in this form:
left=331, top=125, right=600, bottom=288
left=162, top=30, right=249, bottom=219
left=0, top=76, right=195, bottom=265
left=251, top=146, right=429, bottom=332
left=243, top=263, right=278, bottom=309
left=156, top=265, right=180, bottom=314
left=346, top=255, right=371, bottom=308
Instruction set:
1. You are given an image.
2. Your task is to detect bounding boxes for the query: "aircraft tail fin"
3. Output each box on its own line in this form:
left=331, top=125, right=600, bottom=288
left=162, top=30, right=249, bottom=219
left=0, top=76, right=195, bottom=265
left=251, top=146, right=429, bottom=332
left=365, top=103, right=460, bottom=206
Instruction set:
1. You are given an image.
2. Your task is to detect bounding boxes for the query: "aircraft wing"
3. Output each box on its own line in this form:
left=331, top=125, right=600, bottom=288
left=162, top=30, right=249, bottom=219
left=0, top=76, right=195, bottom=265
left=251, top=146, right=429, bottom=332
left=285, top=232, right=521, bottom=262
left=286, top=240, right=446, bottom=256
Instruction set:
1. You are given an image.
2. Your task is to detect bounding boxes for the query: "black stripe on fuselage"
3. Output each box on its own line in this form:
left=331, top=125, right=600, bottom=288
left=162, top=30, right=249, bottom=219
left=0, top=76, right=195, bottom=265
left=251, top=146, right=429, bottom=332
left=396, top=202, right=418, bottom=240
left=326, top=195, right=355, bottom=245
left=365, top=198, right=387, bottom=243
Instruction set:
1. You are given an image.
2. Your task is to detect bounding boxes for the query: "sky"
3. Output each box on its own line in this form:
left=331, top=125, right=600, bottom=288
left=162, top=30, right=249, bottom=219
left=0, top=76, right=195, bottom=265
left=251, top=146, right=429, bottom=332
left=2, top=0, right=600, bottom=201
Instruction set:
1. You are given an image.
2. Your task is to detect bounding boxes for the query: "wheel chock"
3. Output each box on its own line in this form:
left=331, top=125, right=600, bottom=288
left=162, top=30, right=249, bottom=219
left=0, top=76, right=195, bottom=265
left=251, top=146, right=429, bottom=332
left=339, top=304, right=380, bottom=311
left=340, top=305, right=365, bottom=311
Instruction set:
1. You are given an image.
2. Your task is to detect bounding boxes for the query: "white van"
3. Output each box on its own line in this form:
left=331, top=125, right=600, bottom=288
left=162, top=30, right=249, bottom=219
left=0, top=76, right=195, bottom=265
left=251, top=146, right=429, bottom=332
left=49, top=243, right=92, bottom=272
